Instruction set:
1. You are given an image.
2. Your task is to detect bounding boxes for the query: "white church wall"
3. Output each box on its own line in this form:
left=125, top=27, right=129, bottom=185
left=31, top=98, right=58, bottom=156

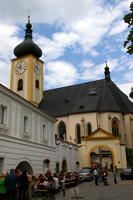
left=0, top=84, right=56, bottom=175
left=55, top=139, right=78, bottom=173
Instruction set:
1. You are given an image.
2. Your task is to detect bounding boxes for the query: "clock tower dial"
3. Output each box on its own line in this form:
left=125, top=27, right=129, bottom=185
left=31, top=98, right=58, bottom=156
left=34, top=63, right=41, bottom=75
left=16, top=61, right=27, bottom=74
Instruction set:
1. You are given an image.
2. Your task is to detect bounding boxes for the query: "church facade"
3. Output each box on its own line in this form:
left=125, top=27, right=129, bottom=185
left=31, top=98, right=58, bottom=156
left=39, top=66, right=133, bottom=170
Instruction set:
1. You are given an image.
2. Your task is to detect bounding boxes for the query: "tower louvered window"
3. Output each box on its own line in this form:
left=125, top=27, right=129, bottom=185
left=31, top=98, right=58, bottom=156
left=18, top=79, right=23, bottom=91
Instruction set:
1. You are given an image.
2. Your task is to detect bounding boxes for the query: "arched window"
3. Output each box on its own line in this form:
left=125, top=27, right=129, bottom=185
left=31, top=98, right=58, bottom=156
left=59, top=122, right=66, bottom=140
left=87, top=123, right=91, bottom=135
left=77, top=125, right=81, bottom=144
left=35, top=80, right=39, bottom=89
left=18, top=79, right=23, bottom=91
left=112, top=119, right=119, bottom=136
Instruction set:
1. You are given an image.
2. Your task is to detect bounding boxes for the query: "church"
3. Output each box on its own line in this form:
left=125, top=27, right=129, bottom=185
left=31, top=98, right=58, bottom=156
left=0, top=16, right=133, bottom=174
left=0, top=16, right=78, bottom=175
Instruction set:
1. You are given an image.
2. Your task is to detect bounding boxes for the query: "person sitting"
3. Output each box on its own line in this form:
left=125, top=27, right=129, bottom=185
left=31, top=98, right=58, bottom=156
left=49, top=176, right=55, bottom=199
left=38, top=174, right=43, bottom=182
left=53, top=173, right=59, bottom=193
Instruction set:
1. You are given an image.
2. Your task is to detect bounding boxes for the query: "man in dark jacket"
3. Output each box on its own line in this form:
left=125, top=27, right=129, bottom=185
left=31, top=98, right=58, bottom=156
left=5, top=168, right=19, bottom=200
left=19, top=170, right=29, bottom=200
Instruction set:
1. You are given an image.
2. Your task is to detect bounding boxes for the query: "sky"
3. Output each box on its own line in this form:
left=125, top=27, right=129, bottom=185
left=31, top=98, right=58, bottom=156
left=0, top=0, right=133, bottom=101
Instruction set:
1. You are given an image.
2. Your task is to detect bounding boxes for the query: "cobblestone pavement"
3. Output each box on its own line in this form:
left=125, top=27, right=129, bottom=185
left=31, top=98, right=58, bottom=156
left=31, top=172, right=133, bottom=200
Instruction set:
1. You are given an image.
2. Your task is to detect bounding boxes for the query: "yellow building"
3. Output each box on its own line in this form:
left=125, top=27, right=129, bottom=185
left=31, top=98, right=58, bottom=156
left=39, top=65, right=133, bottom=170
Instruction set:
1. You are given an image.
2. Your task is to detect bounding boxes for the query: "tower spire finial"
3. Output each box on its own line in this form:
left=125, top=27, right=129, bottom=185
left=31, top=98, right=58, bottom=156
left=104, top=60, right=110, bottom=79
left=28, top=9, right=30, bottom=23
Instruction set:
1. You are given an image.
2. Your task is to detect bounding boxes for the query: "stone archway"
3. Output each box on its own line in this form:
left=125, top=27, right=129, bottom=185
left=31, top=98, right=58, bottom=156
left=62, top=158, right=68, bottom=173
left=15, top=159, right=34, bottom=175
left=88, top=145, right=116, bottom=169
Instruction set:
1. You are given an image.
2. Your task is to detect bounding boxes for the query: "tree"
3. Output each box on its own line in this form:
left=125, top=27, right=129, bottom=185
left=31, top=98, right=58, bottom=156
left=126, top=148, right=133, bottom=162
left=123, top=2, right=133, bottom=55
left=129, top=87, right=133, bottom=98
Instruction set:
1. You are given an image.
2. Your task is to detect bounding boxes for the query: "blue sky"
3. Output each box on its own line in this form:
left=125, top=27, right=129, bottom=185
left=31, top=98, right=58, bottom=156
left=0, top=0, right=133, bottom=101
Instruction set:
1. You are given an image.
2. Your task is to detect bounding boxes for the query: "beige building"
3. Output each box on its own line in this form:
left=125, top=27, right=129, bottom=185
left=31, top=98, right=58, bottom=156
left=39, top=65, right=133, bottom=170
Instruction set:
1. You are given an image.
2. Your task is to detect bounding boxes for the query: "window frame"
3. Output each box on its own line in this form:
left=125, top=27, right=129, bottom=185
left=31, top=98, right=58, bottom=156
left=0, top=105, right=7, bottom=126
left=112, top=118, right=120, bottom=136
left=23, top=115, right=28, bottom=133
left=76, top=124, right=81, bottom=144
left=18, top=79, right=23, bottom=91
left=35, top=80, right=39, bottom=89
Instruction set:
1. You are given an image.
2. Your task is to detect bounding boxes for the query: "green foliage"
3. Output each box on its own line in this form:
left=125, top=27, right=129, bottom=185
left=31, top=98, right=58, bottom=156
left=123, top=2, right=133, bottom=55
left=126, top=148, right=133, bottom=162
left=129, top=87, right=133, bottom=98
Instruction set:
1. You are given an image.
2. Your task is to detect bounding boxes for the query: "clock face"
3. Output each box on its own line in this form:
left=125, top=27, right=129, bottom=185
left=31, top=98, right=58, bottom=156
left=16, top=62, right=26, bottom=74
left=34, top=63, right=41, bottom=75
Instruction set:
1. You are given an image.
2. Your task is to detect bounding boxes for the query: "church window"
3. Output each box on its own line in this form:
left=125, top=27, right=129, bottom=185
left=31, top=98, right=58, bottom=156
left=77, top=125, right=81, bottom=144
left=0, top=105, right=7, bottom=125
left=59, top=122, right=66, bottom=140
left=18, top=79, right=23, bottom=91
left=87, top=123, right=91, bottom=135
left=23, top=116, right=28, bottom=133
left=43, top=125, right=46, bottom=139
left=36, top=80, right=39, bottom=89
left=112, top=119, right=119, bottom=136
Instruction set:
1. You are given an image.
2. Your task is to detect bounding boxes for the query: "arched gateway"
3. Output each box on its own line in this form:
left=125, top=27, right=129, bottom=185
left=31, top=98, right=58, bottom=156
left=78, top=128, right=127, bottom=170
left=88, top=145, right=115, bottom=168
left=15, top=158, right=34, bottom=175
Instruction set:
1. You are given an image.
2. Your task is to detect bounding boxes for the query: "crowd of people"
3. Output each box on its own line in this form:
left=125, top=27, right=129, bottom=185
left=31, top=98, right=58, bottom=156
left=94, top=167, right=117, bottom=186
left=0, top=168, right=59, bottom=200
left=0, top=168, right=72, bottom=200
left=0, top=166, right=118, bottom=199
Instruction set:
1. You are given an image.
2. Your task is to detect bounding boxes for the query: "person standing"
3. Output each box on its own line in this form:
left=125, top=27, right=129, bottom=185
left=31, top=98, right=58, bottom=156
left=112, top=170, right=117, bottom=184
left=27, top=172, right=32, bottom=200
left=98, top=168, right=102, bottom=183
left=62, top=180, right=65, bottom=197
left=94, top=168, right=98, bottom=185
left=5, top=168, right=19, bottom=200
left=0, top=172, right=7, bottom=200
left=19, top=170, right=29, bottom=200
left=32, top=176, right=39, bottom=199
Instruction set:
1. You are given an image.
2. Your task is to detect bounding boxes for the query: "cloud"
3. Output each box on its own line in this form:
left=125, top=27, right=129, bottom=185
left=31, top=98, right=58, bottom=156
left=117, top=82, right=133, bottom=102
left=34, top=32, right=80, bottom=62
left=109, top=20, right=127, bottom=35
left=0, top=0, right=133, bottom=97
left=0, top=23, right=21, bottom=61
left=0, top=61, right=11, bottom=87
left=44, top=61, right=79, bottom=89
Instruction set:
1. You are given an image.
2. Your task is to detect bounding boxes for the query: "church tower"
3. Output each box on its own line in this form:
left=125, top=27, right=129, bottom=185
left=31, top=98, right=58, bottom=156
left=10, top=15, right=43, bottom=106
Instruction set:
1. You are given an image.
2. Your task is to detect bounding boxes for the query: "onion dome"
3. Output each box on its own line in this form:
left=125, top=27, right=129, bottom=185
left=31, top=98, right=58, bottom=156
left=14, top=16, right=42, bottom=58
left=104, top=61, right=110, bottom=79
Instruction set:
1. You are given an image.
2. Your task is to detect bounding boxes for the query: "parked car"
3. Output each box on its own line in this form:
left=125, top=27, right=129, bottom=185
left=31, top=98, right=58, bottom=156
left=120, top=168, right=133, bottom=180
left=79, top=168, right=94, bottom=181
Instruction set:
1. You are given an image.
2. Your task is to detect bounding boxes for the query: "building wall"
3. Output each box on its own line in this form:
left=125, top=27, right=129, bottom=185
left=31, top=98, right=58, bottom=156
left=55, top=111, right=132, bottom=170
left=55, top=112, right=131, bottom=147
left=55, top=139, right=78, bottom=173
left=0, top=84, right=56, bottom=175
